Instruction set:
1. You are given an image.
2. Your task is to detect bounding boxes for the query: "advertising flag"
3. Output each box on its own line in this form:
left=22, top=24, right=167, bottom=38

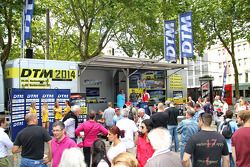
left=221, top=62, right=227, bottom=98
left=23, top=0, right=34, bottom=44
left=164, top=20, right=176, bottom=62
left=179, top=12, right=193, bottom=58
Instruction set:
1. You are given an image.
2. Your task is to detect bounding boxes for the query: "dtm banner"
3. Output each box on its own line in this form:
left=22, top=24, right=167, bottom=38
left=164, top=20, right=177, bottom=62
left=10, top=89, right=70, bottom=141
left=179, top=12, right=194, bottom=58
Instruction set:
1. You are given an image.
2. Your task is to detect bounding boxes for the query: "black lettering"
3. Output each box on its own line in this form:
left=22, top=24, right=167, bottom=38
left=40, top=69, right=53, bottom=78
left=71, top=71, right=76, bottom=78
left=21, top=69, right=32, bottom=77
left=55, top=70, right=60, bottom=78
left=33, top=69, right=41, bottom=77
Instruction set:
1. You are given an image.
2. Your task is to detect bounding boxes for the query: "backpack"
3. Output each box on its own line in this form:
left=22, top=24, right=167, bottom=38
left=220, top=120, right=233, bottom=139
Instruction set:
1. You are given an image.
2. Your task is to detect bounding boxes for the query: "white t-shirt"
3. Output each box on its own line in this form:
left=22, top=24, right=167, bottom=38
left=116, top=118, right=138, bottom=149
left=107, top=142, right=126, bottom=161
left=97, top=159, right=110, bottom=167
left=64, top=118, right=76, bottom=138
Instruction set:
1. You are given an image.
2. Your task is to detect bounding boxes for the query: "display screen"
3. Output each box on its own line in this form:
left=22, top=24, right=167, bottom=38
left=86, top=87, right=100, bottom=97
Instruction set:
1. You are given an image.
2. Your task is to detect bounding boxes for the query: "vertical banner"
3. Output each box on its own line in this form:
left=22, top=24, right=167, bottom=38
left=23, top=0, right=34, bottom=44
left=10, top=89, right=70, bottom=141
left=221, top=62, right=227, bottom=98
left=164, top=20, right=177, bottom=62
left=179, top=12, right=193, bottom=58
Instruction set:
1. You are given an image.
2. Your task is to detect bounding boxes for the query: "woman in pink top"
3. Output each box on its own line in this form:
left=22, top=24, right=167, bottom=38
left=136, top=119, right=154, bottom=167
left=75, top=111, right=108, bottom=167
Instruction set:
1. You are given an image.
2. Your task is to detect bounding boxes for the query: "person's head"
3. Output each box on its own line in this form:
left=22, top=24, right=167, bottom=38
left=239, top=98, right=245, bottom=106
left=108, top=125, right=125, bottom=142
left=112, top=152, right=138, bottom=167
left=31, top=101, right=36, bottom=108
left=92, top=139, right=111, bottom=167
left=120, top=89, right=124, bottom=94
left=137, top=108, right=145, bottom=118
left=147, top=127, right=172, bottom=151
left=65, top=100, right=71, bottom=107
left=52, top=121, right=65, bottom=141
left=197, top=97, right=203, bottom=102
left=42, top=102, right=48, bottom=109
left=25, top=113, right=38, bottom=125
left=198, top=113, right=213, bottom=128
left=143, top=89, right=147, bottom=93
left=238, top=110, right=250, bottom=125
left=0, top=116, right=7, bottom=128
left=165, top=100, right=171, bottom=107
left=115, top=108, right=121, bottom=116
left=186, top=107, right=195, bottom=119
left=55, top=99, right=60, bottom=107
left=186, top=101, right=194, bottom=108
left=140, top=119, right=153, bottom=135
left=108, top=102, right=113, bottom=107
left=132, top=89, right=135, bottom=93
left=225, top=110, right=233, bottom=119
left=89, top=111, right=96, bottom=120
left=58, top=148, right=86, bottom=167
left=121, top=108, right=129, bottom=117
left=194, top=103, right=201, bottom=111
left=157, top=103, right=164, bottom=111
left=215, top=95, right=220, bottom=101
left=169, top=101, right=175, bottom=107
left=71, top=105, right=81, bottom=116
left=205, top=97, right=210, bottom=102
left=188, top=96, right=192, bottom=101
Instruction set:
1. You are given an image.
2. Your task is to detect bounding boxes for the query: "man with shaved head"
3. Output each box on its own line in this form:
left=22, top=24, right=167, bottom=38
left=75, top=111, right=108, bottom=167
left=12, top=113, right=52, bottom=166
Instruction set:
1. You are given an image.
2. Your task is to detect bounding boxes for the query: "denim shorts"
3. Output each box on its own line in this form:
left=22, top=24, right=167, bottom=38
left=20, top=157, right=47, bottom=167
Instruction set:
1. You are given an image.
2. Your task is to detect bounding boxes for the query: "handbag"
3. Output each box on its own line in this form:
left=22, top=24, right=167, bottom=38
left=77, top=124, right=95, bottom=148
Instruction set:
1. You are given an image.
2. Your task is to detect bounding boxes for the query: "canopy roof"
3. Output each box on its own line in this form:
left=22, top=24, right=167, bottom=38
left=79, top=55, right=189, bottom=71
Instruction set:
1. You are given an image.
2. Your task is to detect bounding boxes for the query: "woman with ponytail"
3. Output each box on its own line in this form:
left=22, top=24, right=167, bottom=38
left=107, top=125, right=126, bottom=162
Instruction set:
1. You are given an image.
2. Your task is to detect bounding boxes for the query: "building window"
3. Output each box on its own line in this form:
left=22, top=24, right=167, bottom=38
left=239, top=73, right=242, bottom=82
left=246, top=73, right=249, bottom=82
left=238, top=59, right=242, bottom=66
left=244, top=58, right=248, bottom=65
left=195, top=66, right=200, bottom=75
left=243, top=43, right=247, bottom=51
left=219, top=63, right=222, bottom=69
left=237, top=45, right=241, bottom=52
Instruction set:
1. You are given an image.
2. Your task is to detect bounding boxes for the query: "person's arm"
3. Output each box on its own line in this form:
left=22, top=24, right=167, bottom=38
left=12, top=145, right=22, bottom=154
left=43, top=140, right=52, bottom=164
left=177, top=121, right=184, bottom=133
left=182, top=152, right=191, bottom=167
left=75, top=122, right=85, bottom=136
left=222, top=155, right=230, bottom=167
left=232, top=146, right=236, bottom=163
left=99, top=124, right=108, bottom=136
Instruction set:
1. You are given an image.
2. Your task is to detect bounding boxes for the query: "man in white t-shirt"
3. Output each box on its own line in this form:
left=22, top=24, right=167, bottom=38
left=116, top=108, right=138, bottom=154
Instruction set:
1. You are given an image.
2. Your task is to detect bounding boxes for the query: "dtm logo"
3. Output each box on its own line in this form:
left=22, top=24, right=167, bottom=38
left=27, top=94, right=39, bottom=98
left=57, top=94, right=68, bottom=98
left=13, top=95, right=24, bottom=98
left=42, top=94, right=54, bottom=98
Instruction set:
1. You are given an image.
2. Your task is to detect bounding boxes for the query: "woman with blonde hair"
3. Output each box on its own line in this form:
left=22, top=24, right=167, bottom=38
left=54, top=99, right=62, bottom=121
left=29, top=101, right=37, bottom=114
left=63, top=100, right=71, bottom=117
left=112, top=152, right=138, bottom=167
left=42, top=102, right=49, bottom=131
left=58, top=147, right=86, bottom=167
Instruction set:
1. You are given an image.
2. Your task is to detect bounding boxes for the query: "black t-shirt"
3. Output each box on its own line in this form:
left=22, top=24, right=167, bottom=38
left=166, top=107, right=179, bottom=125
left=150, top=111, right=169, bottom=128
left=185, top=130, right=229, bottom=167
left=14, top=125, right=52, bottom=160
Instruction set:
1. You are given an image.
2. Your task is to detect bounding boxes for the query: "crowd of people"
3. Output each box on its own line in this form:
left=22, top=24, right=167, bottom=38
left=0, top=95, right=250, bottom=167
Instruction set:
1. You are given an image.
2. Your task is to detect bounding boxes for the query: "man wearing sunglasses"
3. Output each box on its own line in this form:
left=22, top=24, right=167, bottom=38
left=182, top=113, right=229, bottom=167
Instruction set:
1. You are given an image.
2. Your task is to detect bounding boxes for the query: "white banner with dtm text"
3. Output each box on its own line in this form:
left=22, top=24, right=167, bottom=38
left=179, top=12, right=194, bottom=58
left=164, top=20, right=177, bottom=62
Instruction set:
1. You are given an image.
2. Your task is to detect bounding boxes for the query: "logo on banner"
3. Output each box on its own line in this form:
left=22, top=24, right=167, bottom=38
left=164, top=20, right=176, bottom=62
left=179, top=12, right=193, bottom=58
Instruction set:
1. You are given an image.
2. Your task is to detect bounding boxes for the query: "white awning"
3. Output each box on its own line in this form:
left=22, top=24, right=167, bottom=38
left=79, top=55, right=189, bottom=71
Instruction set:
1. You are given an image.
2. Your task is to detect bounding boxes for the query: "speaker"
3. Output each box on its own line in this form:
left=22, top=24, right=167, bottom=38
left=26, top=48, right=33, bottom=59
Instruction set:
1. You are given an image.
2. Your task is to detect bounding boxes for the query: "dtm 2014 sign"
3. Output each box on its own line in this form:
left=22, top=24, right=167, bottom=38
left=10, top=89, right=70, bottom=141
left=179, top=12, right=193, bottom=58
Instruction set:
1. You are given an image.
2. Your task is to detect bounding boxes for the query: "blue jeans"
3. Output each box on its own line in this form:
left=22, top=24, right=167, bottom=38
left=180, top=144, right=185, bottom=160
left=168, top=125, right=179, bottom=152
left=20, top=158, right=47, bottom=167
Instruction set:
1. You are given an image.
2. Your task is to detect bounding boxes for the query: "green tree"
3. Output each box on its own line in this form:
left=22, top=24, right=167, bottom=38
left=0, top=0, right=22, bottom=66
